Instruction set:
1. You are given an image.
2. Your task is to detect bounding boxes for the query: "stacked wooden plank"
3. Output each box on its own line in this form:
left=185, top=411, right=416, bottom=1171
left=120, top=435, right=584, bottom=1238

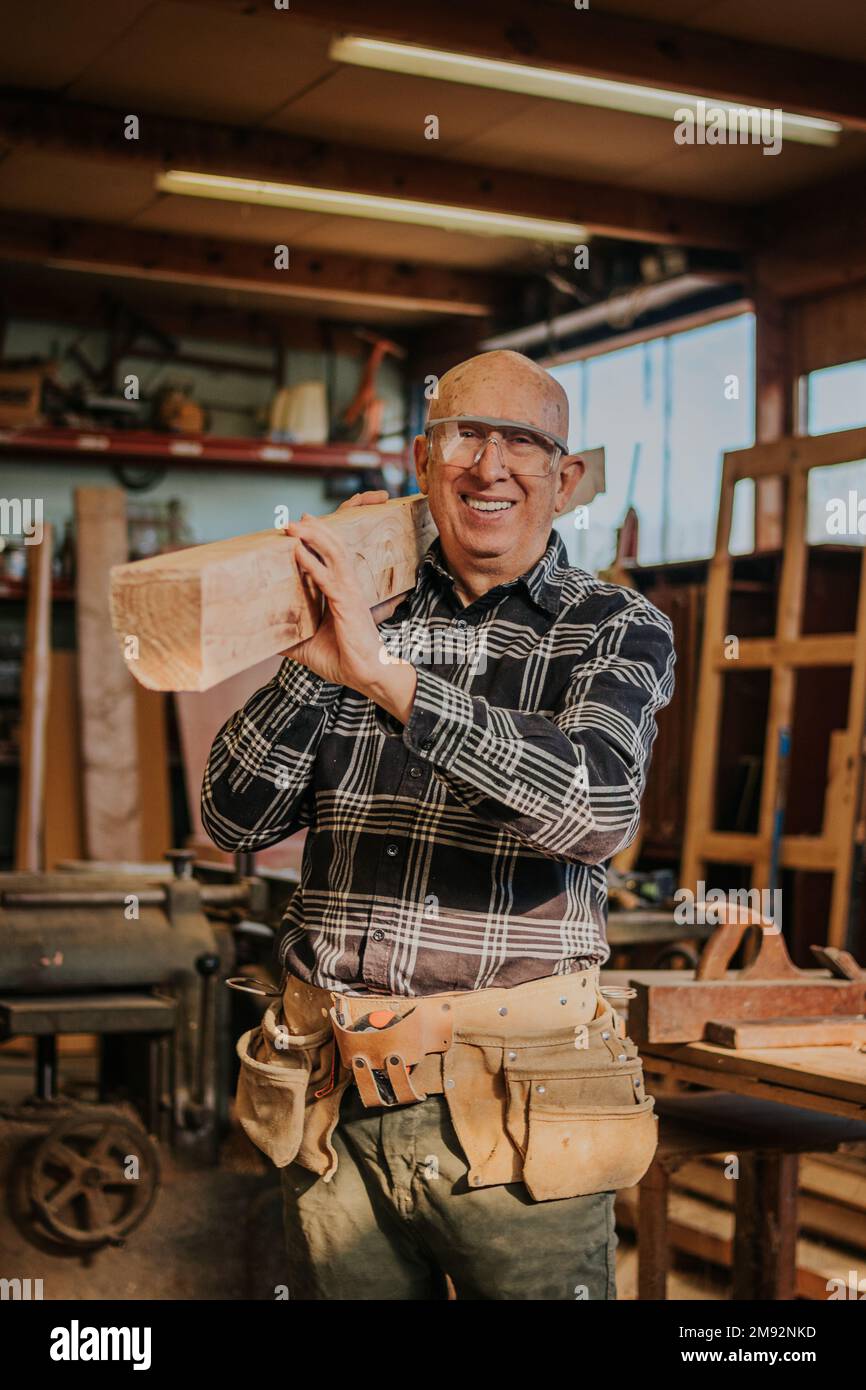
left=617, top=1151, right=866, bottom=1300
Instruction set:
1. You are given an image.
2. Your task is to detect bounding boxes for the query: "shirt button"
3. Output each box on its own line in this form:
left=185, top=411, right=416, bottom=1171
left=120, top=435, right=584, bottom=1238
left=409, top=766, right=422, bottom=779
left=371, top=928, right=385, bottom=942
left=385, top=844, right=399, bottom=857
left=455, top=619, right=467, bottom=629
left=420, top=738, right=434, bottom=751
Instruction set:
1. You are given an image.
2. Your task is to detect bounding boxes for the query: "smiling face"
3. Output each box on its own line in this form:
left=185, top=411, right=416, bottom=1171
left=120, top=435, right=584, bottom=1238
left=413, top=350, right=584, bottom=589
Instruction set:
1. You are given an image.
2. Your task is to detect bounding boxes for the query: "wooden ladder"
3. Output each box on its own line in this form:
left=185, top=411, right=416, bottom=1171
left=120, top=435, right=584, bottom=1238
left=681, top=425, right=866, bottom=947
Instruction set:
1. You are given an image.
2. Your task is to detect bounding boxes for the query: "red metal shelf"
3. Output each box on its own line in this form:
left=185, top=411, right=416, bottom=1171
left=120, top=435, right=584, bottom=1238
left=0, top=426, right=409, bottom=475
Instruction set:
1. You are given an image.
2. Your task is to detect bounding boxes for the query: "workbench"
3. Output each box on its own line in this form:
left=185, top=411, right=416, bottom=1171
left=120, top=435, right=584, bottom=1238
left=602, top=968, right=866, bottom=1299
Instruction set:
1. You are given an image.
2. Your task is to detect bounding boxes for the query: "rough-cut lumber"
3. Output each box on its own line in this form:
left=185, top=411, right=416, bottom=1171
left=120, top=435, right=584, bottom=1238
left=628, top=975, right=866, bottom=1046
left=134, top=685, right=172, bottom=860
left=43, top=650, right=84, bottom=868
left=15, top=523, right=52, bottom=871
left=111, top=461, right=604, bottom=694
left=75, top=487, right=142, bottom=860
left=110, top=495, right=437, bottom=693
left=705, top=1015, right=866, bottom=1050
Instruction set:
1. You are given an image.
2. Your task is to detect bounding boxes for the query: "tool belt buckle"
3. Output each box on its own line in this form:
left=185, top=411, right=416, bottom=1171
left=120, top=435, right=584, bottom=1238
left=329, top=1000, right=454, bottom=1108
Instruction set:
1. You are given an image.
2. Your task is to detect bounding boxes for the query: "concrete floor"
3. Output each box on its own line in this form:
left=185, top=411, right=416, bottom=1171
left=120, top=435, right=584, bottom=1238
left=1, top=1052, right=723, bottom=1301
left=0, top=1050, right=287, bottom=1300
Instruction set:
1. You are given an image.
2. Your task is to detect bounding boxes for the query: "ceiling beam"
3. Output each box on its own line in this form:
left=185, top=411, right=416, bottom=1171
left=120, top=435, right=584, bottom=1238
left=753, top=173, right=866, bottom=298
left=0, top=268, right=389, bottom=354
left=0, top=89, right=748, bottom=250
left=241, top=0, right=866, bottom=131
left=191, top=0, right=866, bottom=131
left=0, top=212, right=507, bottom=317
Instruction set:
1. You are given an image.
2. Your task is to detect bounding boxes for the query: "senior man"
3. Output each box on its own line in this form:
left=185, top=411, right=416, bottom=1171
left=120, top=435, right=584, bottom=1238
left=202, top=349, right=675, bottom=1301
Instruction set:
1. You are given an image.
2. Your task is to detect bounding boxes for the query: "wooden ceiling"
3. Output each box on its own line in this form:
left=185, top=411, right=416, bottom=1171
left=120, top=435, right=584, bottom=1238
left=0, top=0, right=864, bottom=335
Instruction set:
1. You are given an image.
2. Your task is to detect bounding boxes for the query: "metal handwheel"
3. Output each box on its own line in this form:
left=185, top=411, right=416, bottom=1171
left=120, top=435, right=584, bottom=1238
left=28, top=1109, right=160, bottom=1248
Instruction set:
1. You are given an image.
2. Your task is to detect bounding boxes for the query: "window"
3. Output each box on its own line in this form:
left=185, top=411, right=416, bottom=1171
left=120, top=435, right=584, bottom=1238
left=551, top=313, right=755, bottom=571
left=806, top=358, right=866, bottom=546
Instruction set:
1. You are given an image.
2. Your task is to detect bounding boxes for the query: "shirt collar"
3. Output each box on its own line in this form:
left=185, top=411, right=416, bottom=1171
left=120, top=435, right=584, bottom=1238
left=417, top=529, right=568, bottom=618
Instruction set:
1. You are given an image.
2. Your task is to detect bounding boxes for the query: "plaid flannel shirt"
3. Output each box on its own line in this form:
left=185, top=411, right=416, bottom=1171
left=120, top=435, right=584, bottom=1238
left=201, top=529, right=675, bottom=995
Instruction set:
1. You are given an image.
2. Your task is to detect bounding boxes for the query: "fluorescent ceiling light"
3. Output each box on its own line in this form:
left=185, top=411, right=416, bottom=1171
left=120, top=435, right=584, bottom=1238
left=156, top=170, right=586, bottom=243
left=330, top=36, right=842, bottom=148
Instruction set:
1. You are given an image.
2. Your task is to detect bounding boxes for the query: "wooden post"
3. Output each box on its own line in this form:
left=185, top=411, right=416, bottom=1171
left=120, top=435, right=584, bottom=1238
left=637, top=1161, right=671, bottom=1300
left=732, top=1152, right=799, bottom=1300
left=75, top=487, right=142, bottom=861
left=15, top=522, right=52, bottom=870
left=752, top=284, right=805, bottom=553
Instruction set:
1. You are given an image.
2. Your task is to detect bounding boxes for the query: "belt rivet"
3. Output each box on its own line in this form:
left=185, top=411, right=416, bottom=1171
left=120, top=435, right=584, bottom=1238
left=508, top=1050, right=517, bottom=1061
left=441, top=1003, right=451, bottom=1012
left=498, top=1007, right=508, bottom=1016
left=471, top=1175, right=483, bottom=1186
left=354, top=1058, right=365, bottom=1068
left=536, top=1084, right=546, bottom=1094
left=389, top=1055, right=400, bottom=1065
left=446, top=1078, right=455, bottom=1089
left=559, top=997, right=567, bottom=1005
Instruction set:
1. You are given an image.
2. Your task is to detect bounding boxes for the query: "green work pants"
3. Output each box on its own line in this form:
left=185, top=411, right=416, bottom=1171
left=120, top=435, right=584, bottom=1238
left=279, top=1084, right=617, bottom=1301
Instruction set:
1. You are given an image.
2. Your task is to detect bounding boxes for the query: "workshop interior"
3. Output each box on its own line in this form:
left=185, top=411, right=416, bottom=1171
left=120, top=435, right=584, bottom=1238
left=1, top=0, right=866, bottom=1309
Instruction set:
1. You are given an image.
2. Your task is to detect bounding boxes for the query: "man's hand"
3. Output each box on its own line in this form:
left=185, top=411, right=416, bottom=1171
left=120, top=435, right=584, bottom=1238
left=282, top=492, right=418, bottom=724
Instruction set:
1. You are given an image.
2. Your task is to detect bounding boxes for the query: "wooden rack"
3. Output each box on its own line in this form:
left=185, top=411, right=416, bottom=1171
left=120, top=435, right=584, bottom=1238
left=681, top=425, right=866, bottom=948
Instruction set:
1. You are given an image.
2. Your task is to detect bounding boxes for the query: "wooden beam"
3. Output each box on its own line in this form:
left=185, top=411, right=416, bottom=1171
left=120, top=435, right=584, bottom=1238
left=111, top=495, right=438, bottom=693
left=199, top=0, right=866, bottom=131
left=752, top=284, right=795, bottom=552
left=0, top=90, right=748, bottom=250
left=134, top=686, right=172, bottom=860
left=111, top=459, right=604, bottom=693
left=755, top=175, right=866, bottom=299
left=726, top=425, right=866, bottom=480
left=629, top=978, right=866, bottom=1046
left=0, top=212, right=504, bottom=319
left=705, top=1016, right=866, bottom=1048
left=711, top=635, right=858, bottom=670
left=0, top=267, right=387, bottom=353
left=790, top=279, right=866, bottom=378
left=15, top=524, right=52, bottom=871
left=75, top=487, right=143, bottom=860
left=43, top=650, right=85, bottom=869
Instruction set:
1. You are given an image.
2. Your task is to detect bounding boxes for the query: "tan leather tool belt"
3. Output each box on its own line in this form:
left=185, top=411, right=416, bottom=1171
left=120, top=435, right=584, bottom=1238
left=235, top=967, right=658, bottom=1202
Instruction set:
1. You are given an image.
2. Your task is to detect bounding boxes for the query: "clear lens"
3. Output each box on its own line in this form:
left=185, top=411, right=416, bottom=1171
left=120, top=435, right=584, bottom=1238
left=429, top=419, right=557, bottom=476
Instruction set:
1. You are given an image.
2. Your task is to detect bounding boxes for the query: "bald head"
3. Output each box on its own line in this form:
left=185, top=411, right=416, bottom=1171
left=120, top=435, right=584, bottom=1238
left=428, top=350, right=569, bottom=443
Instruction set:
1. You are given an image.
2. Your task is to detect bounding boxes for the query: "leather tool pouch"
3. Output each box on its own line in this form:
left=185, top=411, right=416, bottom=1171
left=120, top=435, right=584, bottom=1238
left=235, top=1000, right=337, bottom=1168
left=330, top=1002, right=454, bottom=1107
left=501, top=1009, right=657, bottom=1200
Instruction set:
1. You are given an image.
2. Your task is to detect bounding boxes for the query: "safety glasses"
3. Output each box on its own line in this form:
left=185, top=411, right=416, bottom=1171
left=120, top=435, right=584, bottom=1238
left=425, top=415, right=567, bottom=477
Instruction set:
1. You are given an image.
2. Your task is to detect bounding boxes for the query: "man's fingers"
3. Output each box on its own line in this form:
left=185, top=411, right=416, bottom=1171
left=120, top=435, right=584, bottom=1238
left=294, top=539, right=337, bottom=598
left=337, top=489, right=390, bottom=510
left=286, top=519, right=348, bottom=572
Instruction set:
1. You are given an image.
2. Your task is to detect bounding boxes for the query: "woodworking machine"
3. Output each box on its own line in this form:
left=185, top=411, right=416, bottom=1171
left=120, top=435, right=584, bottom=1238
left=0, top=850, right=281, bottom=1251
